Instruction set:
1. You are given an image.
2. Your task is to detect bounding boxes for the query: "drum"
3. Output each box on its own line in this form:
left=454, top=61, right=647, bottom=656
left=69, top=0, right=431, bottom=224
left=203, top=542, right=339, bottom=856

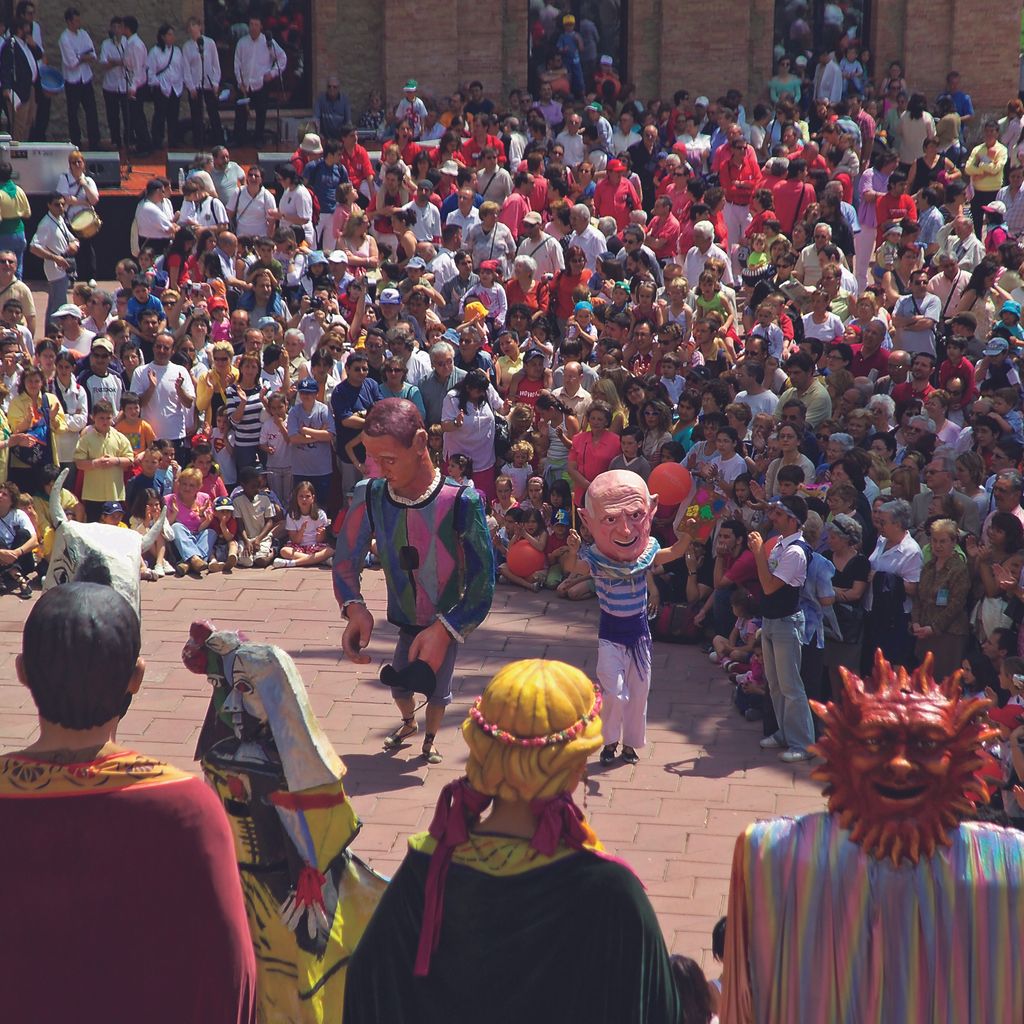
left=69, top=208, right=102, bottom=239
left=40, top=65, right=64, bottom=98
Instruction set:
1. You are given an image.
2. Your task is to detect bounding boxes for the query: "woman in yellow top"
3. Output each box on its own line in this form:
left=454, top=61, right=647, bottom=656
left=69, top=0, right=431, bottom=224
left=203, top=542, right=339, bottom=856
left=6, top=367, right=66, bottom=494
left=965, top=119, right=1008, bottom=236
left=0, top=162, right=31, bottom=278
left=194, top=341, right=238, bottom=428
left=342, top=659, right=682, bottom=1022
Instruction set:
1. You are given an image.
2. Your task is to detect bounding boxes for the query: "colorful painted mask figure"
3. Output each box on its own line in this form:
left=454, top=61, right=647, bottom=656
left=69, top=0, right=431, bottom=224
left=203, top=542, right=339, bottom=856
left=720, top=652, right=1024, bottom=1024
left=44, top=469, right=164, bottom=617
left=185, top=622, right=386, bottom=1024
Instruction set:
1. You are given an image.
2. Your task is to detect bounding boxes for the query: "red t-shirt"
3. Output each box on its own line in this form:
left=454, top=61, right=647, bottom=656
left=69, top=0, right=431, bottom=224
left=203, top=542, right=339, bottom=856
left=772, top=180, right=816, bottom=234
left=339, top=143, right=374, bottom=187
left=569, top=429, right=622, bottom=504
left=875, top=192, right=917, bottom=243
left=891, top=380, right=935, bottom=406
left=849, top=343, right=890, bottom=379
left=593, top=177, right=641, bottom=230
left=460, top=134, right=506, bottom=167
left=722, top=548, right=763, bottom=601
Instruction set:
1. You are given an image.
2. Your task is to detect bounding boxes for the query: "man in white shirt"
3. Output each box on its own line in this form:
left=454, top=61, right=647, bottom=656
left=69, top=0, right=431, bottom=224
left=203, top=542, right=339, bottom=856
left=29, top=193, right=78, bottom=325
left=554, top=112, right=586, bottom=168
left=682, top=221, right=731, bottom=289
left=130, top=332, right=195, bottom=456
left=516, top=211, right=564, bottom=276
left=429, top=225, right=461, bottom=290
left=59, top=7, right=100, bottom=149
left=403, top=180, right=442, bottom=245
left=445, top=188, right=481, bottom=237
left=567, top=203, right=606, bottom=272
left=927, top=251, right=970, bottom=322
left=121, top=15, right=150, bottom=153
left=135, top=179, right=177, bottom=253
left=2, top=15, right=41, bottom=141
left=892, top=269, right=942, bottom=357
left=182, top=16, right=222, bottom=149
left=813, top=50, right=843, bottom=104
left=211, top=146, right=245, bottom=207
left=233, top=14, right=286, bottom=146
left=997, top=165, right=1024, bottom=240
left=97, top=16, right=127, bottom=149
left=230, top=164, right=277, bottom=239
left=476, top=149, right=513, bottom=205
left=735, top=362, right=778, bottom=417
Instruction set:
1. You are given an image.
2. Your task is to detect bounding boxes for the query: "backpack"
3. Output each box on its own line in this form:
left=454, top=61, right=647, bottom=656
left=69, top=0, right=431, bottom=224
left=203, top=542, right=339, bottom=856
left=652, top=602, right=703, bottom=643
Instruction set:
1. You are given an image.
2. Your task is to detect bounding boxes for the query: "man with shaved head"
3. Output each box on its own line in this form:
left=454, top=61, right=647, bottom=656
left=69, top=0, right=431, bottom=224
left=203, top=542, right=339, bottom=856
left=565, top=470, right=693, bottom=767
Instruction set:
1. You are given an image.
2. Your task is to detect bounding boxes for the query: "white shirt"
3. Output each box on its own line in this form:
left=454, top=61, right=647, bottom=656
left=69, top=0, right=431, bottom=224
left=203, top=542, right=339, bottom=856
left=767, top=531, right=808, bottom=587
left=429, top=248, right=459, bottom=290
left=683, top=242, right=733, bottom=289
left=231, top=186, right=277, bottom=239
left=123, top=34, right=148, bottom=93
left=568, top=224, right=606, bottom=272
left=99, top=36, right=128, bottom=92
left=53, top=377, right=89, bottom=463
left=233, top=32, right=286, bottom=92
left=893, top=292, right=941, bottom=356
left=445, top=206, right=480, bottom=235
left=517, top=233, right=565, bottom=276
left=59, top=27, right=96, bottom=85
left=736, top=389, right=778, bottom=418
left=30, top=213, right=75, bottom=282
left=130, top=362, right=196, bottom=441
left=136, top=199, right=176, bottom=240
left=801, top=311, right=845, bottom=343
left=279, top=185, right=315, bottom=245
left=554, top=129, right=586, bottom=167
left=403, top=200, right=441, bottom=243
left=146, top=45, right=185, bottom=96
left=179, top=195, right=228, bottom=230
left=476, top=167, right=513, bottom=205
left=181, top=36, right=221, bottom=92
left=212, top=162, right=245, bottom=207
left=868, top=532, right=922, bottom=613
left=57, top=172, right=99, bottom=214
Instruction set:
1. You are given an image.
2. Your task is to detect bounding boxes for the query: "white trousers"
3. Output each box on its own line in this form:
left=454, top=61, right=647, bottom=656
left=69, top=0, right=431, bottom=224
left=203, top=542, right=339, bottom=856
left=724, top=201, right=752, bottom=273
left=596, top=637, right=652, bottom=748
left=854, top=228, right=876, bottom=294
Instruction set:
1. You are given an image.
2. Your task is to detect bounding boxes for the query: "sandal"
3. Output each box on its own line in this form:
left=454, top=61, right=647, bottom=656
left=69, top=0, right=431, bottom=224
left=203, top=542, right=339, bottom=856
left=383, top=716, right=417, bottom=752
left=422, top=733, right=443, bottom=765
left=11, top=573, right=32, bottom=600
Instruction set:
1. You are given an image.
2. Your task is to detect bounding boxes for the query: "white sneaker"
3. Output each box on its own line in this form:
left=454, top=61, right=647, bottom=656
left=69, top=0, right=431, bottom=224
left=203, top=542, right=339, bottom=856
left=759, top=735, right=784, bottom=749
left=272, top=557, right=291, bottom=569
left=708, top=651, right=720, bottom=663
left=158, top=561, right=175, bottom=576
left=150, top=563, right=165, bottom=578
left=779, top=749, right=814, bottom=763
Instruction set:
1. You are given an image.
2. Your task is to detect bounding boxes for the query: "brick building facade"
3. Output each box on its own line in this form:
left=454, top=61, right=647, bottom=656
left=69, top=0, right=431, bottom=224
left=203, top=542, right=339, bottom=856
left=35, top=0, right=1022, bottom=144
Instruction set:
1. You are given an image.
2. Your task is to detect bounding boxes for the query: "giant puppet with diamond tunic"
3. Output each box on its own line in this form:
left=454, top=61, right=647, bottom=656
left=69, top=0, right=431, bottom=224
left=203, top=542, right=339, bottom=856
left=720, top=651, right=1024, bottom=1024
left=333, top=398, right=495, bottom=766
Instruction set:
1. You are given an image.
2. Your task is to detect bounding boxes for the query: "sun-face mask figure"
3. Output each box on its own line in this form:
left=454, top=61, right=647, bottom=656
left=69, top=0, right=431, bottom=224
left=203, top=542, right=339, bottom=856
left=720, top=652, right=1024, bottom=1024
left=184, top=621, right=386, bottom=1024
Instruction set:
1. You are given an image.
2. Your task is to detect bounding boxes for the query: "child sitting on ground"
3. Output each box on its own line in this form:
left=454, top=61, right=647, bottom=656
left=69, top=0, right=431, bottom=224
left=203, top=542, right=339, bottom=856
left=498, top=507, right=548, bottom=591
left=446, top=453, right=474, bottom=487
left=732, top=632, right=767, bottom=722
left=209, top=495, right=239, bottom=572
left=543, top=508, right=573, bottom=589
left=128, top=487, right=169, bottom=575
left=274, top=480, right=331, bottom=568
left=191, top=442, right=228, bottom=501
left=710, top=589, right=760, bottom=671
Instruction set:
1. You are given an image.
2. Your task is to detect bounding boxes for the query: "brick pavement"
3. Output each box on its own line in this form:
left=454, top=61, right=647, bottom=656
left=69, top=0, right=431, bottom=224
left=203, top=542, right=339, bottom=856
left=0, top=563, right=825, bottom=970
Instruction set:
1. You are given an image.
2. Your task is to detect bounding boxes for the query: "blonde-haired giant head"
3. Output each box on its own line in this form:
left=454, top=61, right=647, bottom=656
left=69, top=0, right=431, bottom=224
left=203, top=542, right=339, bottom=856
left=463, top=659, right=603, bottom=803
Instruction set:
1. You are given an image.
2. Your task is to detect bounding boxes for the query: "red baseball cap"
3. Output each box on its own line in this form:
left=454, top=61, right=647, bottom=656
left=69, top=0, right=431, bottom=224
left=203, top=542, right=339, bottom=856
left=208, top=296, right=228, bottom=310
left=479, top=259, right=501, bottom=272
left=607, top=159, right=626, bottom=172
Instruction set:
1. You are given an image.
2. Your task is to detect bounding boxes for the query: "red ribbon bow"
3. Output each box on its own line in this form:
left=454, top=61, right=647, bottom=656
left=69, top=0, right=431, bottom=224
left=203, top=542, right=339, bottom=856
left=529, top=792, right=590, bottom=856
left=414, top=778, right=492, bottom=977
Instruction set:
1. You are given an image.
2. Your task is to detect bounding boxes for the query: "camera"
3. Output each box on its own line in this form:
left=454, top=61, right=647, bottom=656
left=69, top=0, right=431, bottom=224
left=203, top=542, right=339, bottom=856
left=310, top=296, right=324, bottom=311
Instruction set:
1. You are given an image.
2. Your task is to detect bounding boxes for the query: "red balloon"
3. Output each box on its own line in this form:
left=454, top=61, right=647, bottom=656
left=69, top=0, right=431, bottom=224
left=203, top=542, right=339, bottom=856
left=506, top=540, right=547, bottom=578
left=648, top=463, right=693, bottom=506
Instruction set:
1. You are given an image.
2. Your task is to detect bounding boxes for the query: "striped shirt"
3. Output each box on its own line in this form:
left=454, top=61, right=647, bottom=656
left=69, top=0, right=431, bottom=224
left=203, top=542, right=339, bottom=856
left=224, top=385, right=263, bottom=449
left=580, top=538, right=659, bottom=618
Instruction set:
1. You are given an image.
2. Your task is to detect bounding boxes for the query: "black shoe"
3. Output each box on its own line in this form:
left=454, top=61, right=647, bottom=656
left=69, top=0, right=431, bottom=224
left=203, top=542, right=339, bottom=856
left=621, top=746, right=640, bottom=765
left=599, top=743, right=618, bottom=766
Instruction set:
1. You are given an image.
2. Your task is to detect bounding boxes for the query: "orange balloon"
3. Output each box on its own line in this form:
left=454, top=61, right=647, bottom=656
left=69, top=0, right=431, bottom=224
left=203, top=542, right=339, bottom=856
left=506, top=540, right=547, bottom=578
left=648, top=462, right=693, bottom=506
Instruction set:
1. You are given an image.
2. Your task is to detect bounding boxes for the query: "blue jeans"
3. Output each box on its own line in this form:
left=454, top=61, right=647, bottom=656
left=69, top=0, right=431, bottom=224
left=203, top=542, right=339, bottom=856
left=171, top=524, right=215, bottom=561
left=761, top=612, right=815, bottom=754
